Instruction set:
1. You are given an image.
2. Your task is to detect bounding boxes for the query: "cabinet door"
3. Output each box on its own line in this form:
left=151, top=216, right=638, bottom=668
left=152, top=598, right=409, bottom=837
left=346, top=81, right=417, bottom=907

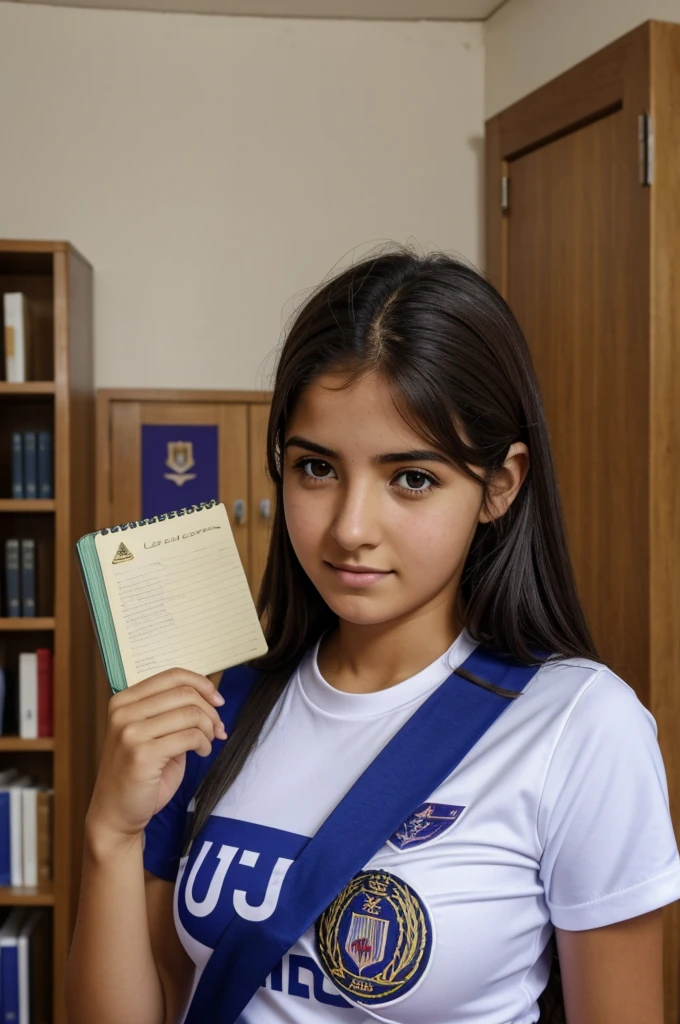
left=248, top=403, right=275, bottom=604
left=107, top=400, right=250, bottom=574
left=95, top=399, right=250, bottom=762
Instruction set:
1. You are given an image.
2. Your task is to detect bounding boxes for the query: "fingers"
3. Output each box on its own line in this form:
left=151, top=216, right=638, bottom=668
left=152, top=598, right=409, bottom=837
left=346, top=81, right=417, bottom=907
left=154, top=727, right=216, bottom=761
left=110, top=684, right=226, bottom=738
left=109, top=667, right=222, bottom=712
left=118, top=705, right=225, bottom=754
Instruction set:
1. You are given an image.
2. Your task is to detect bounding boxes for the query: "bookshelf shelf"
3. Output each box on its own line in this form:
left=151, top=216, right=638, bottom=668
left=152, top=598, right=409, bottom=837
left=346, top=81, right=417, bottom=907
left=0, top=500, right=56, bottom=512
left=0, top=738, right=54, bottom=752
left=0, top=885, right=54, bottom=907
left=0, top=382, right=55, bottom=395
left=0, top=618, right=55, bottom=631
left=0, top=239, right=94, bottom=1024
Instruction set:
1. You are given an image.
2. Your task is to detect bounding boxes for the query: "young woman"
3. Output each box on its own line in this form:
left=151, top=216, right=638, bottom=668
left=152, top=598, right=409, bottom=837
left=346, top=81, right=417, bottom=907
left=66, top=248, right=680, bottom=1024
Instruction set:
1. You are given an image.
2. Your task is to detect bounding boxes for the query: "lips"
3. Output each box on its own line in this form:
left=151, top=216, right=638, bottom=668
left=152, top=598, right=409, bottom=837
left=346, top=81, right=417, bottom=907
left=328, top=562, right=390, bottom=574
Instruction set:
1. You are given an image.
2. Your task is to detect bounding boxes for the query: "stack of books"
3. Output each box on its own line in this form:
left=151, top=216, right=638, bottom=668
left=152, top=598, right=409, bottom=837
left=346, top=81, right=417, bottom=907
left=0, top=768, right=53, bottom=889
left=0, top=907, right=50, bottom=1023
left=0, top=652, right=53, bottom=739
left=2, top=293, right=31, bottom=383
left=11, top=432, right=53, bottom=500
left=3, top=539, right=38, bottom=618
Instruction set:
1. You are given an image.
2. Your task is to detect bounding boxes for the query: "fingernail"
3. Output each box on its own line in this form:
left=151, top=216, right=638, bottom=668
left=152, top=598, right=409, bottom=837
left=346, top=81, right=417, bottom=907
left=212, top=692, right=225, bottom=705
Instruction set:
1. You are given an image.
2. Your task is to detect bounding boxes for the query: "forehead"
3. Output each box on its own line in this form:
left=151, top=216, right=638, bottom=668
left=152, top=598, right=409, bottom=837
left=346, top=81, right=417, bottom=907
left=286, top=371, right=427, bottom=453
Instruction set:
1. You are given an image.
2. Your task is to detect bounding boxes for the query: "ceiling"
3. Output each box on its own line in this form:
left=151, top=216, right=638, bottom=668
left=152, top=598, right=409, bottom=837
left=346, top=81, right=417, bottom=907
left=16, top=0, right=508, bottom=20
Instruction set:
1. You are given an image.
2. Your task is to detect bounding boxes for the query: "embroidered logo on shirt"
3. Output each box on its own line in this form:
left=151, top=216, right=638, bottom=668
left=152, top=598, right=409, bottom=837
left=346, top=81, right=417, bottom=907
left=387, top=802, right=466, bottom=852
left=316, top=869, right=432, bottom=1006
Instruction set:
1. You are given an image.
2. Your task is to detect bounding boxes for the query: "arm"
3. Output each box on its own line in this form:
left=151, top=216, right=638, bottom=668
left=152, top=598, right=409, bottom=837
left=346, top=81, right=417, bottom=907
left=65, top=667, right=226, bottom=1024
left=556, top=909, right=664, bottom=1024
left=65, top=826, right=165, bottom=1024
left=145, top=870, right=196, bottom=1024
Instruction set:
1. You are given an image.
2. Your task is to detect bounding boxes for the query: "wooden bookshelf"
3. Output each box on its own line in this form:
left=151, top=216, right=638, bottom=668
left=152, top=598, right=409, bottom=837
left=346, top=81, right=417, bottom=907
left=0, top=240, right=94, bottom=1024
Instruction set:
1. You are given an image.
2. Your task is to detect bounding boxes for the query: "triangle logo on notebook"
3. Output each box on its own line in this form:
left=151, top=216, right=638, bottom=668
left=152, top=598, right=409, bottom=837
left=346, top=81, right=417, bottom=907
left=112, top=541, right=134, bottom=564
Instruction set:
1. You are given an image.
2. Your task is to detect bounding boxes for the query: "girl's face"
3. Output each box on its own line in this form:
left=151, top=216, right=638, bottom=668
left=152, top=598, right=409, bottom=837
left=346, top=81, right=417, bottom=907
left=282, top=370, right=523, bottom=631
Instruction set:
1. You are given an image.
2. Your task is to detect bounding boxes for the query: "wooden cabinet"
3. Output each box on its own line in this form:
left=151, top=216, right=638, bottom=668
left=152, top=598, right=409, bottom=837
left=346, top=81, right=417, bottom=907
left=0, top=239, right=95, bottom=1024
left=485, top=21, right=680, bottom=1021
left=94, top=388, right=273, bottom=762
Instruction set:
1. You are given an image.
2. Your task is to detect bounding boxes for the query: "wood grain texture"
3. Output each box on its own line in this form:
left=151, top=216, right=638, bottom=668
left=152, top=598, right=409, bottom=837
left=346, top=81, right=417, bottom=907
left=97, top=387, right=271, bottom=404
left=248, top=402, right=275, bottom=603
left=52, top=245, right=95, bottom=1024
left=649, top=21, right=680, bottom=1022
left=486, top=20, right=680, bottom=1021
left=484, top=113, right=503, bottom=292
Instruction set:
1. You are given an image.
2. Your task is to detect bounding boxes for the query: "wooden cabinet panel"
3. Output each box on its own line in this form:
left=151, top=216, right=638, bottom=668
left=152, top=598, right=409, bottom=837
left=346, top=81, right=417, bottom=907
left=107, top=400, right=249, bottom=575
left=94, top=389, right=271, bottom=764
left=248, top=402, right=274, bottom=604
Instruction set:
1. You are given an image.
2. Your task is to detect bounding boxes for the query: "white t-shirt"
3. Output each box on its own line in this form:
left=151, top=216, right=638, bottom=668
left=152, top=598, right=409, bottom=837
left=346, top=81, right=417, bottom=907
left=143, top=628, right=680, bottom=1023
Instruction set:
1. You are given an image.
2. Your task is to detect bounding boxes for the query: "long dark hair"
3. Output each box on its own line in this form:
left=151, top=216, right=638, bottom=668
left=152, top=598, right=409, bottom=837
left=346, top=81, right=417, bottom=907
left=184, top=245, right=598, bottom=1018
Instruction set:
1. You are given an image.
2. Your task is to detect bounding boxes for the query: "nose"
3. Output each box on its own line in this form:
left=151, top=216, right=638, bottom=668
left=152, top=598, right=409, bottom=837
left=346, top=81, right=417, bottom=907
left=330, top=479, right=382, bottom=552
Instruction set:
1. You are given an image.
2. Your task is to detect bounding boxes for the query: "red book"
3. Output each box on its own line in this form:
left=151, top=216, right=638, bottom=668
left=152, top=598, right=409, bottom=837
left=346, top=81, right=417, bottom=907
left=36, top=648, right=53, bottom=737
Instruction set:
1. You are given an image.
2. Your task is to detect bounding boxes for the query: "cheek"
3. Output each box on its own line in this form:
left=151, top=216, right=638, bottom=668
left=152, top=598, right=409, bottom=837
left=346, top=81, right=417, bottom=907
left=396, top=503, right=476, bottom=574
left=282, top=483, right=326, bottom=555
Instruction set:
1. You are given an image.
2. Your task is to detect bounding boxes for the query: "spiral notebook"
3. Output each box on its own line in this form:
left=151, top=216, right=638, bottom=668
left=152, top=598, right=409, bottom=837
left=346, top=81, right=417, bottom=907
left=76, top=500, right=268, bottom=694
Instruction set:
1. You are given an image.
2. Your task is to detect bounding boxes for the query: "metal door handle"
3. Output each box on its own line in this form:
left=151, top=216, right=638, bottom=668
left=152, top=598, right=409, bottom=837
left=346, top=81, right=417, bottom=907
left=234, top=499, right=246, bottom=525
left=259, top=498, right=271, bottom=520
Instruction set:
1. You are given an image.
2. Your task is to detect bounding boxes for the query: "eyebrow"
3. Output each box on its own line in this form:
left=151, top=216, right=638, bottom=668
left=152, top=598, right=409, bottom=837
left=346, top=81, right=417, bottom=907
left=284, top=435, right=454, bottom=467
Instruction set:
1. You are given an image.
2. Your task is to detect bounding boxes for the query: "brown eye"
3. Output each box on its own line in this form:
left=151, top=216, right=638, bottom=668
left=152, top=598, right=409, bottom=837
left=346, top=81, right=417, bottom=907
left=393, top=469, right=439, bottom=495
left=298, top=458, right=336, bottom=480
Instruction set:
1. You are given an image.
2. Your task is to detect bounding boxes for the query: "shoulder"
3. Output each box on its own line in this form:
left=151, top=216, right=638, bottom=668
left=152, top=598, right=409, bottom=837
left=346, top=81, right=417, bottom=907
left=532, top=655, right=658, bottom=746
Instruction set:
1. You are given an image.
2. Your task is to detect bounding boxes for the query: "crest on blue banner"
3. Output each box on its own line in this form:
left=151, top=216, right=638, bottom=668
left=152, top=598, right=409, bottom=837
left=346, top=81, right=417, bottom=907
left=316, top=869, right=432, bottom=1006
left=141, top=425, right=218, bottom=521
left=387, top=803, right=466, bottom=852
left=164, top=441, right=197, bottom=486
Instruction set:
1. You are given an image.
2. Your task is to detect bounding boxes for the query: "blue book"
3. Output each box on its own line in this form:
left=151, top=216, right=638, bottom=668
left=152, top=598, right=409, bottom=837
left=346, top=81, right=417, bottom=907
left=10, top=435, right=23, bottom=500
left=19, top=541, right=35, bottom=618
left=37, top=432, right=53, bottom=500
left=4, top=542, right=20, bottom=618
left=22, top=433, right=37, bottom=501
left=0, top=909, right=29, bottom=1024
left=0, top=793, right=10, bottom=886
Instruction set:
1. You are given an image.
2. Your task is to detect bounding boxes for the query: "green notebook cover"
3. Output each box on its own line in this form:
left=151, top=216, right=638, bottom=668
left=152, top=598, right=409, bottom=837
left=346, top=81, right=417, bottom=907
left=76, top=499, right=268, bottom=694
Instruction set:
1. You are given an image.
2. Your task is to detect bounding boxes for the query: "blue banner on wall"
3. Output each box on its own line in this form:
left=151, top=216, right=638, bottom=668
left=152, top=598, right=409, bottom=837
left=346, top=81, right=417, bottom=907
left=141, top=424, right=219, bottom=520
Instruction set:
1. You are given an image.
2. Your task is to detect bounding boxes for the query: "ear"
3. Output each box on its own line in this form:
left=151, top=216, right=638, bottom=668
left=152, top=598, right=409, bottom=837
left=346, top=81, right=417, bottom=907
left=478, top=442, right=530, bottom=524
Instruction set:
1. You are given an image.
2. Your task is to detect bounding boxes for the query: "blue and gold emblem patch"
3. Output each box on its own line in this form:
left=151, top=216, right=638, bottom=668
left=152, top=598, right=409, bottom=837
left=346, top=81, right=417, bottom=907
left=316, top=869, right=432, bottom=1006
left=388, top=802, right=466, bottom=852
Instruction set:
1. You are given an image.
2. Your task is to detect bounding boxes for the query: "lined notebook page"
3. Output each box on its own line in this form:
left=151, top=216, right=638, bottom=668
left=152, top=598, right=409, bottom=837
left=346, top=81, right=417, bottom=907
left=94, top=503, right=267, bottom=686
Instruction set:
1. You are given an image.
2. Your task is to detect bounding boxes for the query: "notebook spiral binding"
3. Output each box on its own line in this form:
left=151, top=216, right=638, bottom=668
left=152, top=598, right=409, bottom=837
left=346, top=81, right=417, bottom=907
left=99, top=498, right=218, bottom=535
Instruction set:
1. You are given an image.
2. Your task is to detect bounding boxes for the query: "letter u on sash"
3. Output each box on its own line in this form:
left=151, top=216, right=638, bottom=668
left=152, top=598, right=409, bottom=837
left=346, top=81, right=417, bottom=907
left=185, top=842, right=238, bottom=917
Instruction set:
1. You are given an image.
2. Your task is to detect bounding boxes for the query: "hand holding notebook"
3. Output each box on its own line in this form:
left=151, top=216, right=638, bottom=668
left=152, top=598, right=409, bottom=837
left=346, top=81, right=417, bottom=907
left=76, top=500, right=268, bottom=693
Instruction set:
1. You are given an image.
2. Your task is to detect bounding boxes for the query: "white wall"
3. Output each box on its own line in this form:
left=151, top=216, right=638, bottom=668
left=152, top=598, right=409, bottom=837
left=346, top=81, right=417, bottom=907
left=0, top=3, right=484, bottom=389
left=485, top=0, right=680, bottom=118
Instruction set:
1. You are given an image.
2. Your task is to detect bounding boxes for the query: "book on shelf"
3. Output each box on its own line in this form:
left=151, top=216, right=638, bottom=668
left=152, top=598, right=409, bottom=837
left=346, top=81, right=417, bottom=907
left=76, top=499, right=268, bottom=694
left=11, top=434, right=22, bottom=500
left=0, top=906, right=50, bottom=1024
left=8, top=432, right=54, bottom=501
left=18, top=650, right=53, bottom=740
left=4, top=541, right=20, bottom=618
left=0, top=768, right=53, bottom=888
left=2, top=294, right=31, bottom=384
left=19, top=541, right=35, bottom=618
left=22, top=433, right=36, bottom=501
left=3, top=539, right=39, bottom=618
left=37, top=432, right=53, bottom=500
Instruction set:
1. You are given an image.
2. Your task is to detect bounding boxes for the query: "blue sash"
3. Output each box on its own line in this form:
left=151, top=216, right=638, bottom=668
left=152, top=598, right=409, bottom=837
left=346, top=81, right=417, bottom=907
left=184, top=643, right=547, bottom=1023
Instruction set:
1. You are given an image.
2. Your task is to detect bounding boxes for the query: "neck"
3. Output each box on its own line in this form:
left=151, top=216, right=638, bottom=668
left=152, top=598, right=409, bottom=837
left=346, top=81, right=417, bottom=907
left=317, top=599, right=463, bottom=695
